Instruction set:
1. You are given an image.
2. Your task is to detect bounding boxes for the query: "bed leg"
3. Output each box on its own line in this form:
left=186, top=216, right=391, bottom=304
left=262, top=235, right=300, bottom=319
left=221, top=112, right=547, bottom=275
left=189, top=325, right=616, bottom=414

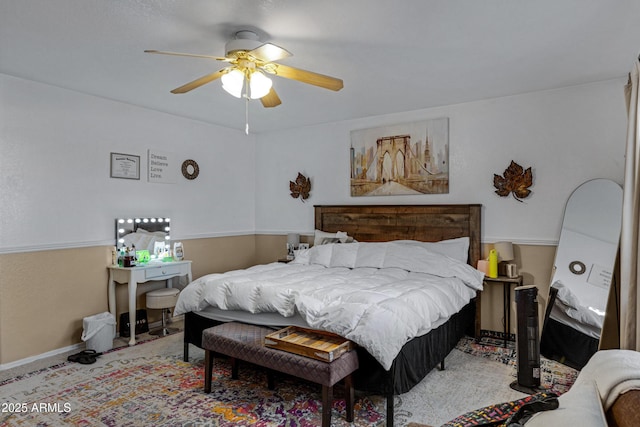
left=386, top=393, right=394, bottom=427
left=440, top=359, right=445, bottom=370
left=183, top=342, right=189, bottom=362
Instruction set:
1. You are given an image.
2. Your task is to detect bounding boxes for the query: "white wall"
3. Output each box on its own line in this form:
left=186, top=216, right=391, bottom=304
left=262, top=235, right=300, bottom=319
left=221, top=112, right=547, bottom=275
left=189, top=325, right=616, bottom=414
left=255, top=79, right=628, bottom=244
left=0, top=75, right=628, bottom=251
left=0, top=74, right=255, bottom=253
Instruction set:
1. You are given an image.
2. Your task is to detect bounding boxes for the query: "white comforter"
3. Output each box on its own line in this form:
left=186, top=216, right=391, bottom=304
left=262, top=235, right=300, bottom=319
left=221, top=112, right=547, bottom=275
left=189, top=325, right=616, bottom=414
left=175, top=242, right=484, bottom=369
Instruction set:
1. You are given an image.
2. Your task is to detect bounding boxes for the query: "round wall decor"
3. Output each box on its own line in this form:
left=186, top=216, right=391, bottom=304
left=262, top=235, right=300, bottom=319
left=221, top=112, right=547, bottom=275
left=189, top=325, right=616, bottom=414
left=181, top=159, right=199, bottom=180
left=569, top=260, right=586, bottom=275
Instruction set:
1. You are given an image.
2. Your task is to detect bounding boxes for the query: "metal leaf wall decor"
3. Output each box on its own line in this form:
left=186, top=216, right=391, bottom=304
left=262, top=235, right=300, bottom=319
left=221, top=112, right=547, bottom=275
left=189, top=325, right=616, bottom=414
left=290, top=172, right=311, bottom=202
left=493, top=160, right=533, bottom=202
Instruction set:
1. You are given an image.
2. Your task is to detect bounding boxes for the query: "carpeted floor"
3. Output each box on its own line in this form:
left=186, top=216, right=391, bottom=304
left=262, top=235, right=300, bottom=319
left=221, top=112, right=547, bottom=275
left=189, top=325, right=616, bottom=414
left=455, top=336, right=578, bottom=395
left=0, top=333, right=577, bottom=427
left=397, top=336, right=578, bottom=426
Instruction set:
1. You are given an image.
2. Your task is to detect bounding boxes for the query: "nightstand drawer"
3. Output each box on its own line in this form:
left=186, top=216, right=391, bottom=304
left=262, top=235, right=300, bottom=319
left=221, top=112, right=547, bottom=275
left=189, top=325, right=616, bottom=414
left=144, top=264, right=182, bottom=279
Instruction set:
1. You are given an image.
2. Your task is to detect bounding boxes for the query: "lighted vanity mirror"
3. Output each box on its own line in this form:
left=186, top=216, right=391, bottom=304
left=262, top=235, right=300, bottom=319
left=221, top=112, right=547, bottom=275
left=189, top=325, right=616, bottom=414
left=115, top=217, right=171, bottom=257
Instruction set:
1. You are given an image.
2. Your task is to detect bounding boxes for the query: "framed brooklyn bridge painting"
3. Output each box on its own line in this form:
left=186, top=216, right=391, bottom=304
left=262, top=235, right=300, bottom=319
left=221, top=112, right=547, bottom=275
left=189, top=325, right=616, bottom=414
left=350, top=118, right=449, bottom=197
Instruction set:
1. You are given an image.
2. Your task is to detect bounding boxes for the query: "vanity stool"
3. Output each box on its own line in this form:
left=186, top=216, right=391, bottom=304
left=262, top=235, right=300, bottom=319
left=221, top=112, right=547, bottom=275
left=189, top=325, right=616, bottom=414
left=146, top=287, right=180, bottom=336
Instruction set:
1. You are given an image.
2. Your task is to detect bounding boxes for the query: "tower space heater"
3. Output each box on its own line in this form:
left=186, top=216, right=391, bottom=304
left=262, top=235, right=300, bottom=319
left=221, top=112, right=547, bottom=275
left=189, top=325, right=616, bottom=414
left=510, top=285, right=542, bottom=393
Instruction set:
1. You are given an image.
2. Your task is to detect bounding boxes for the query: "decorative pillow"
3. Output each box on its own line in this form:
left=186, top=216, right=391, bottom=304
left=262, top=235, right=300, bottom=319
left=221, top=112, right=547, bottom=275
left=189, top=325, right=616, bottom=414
left=313, top=229, right=355, bottom=246
left=393, top=237, right=470, bottom=262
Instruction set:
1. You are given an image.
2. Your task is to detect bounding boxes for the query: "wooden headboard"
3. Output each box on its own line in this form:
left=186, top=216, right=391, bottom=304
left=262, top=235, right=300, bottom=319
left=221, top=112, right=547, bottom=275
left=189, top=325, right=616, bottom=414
left=314, top=204, right=481, bottom=267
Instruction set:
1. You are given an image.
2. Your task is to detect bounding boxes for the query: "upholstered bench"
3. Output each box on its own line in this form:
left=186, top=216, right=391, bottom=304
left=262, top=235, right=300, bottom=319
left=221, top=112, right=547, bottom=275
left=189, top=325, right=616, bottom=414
left=202, top=322, right=359, bottom=427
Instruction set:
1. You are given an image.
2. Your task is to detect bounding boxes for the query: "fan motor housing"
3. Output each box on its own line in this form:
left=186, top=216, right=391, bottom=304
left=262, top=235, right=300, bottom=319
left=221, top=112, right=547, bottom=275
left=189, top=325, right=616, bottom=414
left=225, top=31, right=262, bottom=57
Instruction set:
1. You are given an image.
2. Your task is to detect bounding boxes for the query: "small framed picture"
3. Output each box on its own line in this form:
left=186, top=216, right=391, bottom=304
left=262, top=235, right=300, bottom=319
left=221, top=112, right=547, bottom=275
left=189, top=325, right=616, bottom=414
left=110, top=152, right=140, bottom=180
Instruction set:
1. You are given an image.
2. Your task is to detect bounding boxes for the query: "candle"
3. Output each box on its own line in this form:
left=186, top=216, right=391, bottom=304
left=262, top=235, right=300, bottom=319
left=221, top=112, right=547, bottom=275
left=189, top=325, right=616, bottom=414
left=477, top=260, right=489, bottom=274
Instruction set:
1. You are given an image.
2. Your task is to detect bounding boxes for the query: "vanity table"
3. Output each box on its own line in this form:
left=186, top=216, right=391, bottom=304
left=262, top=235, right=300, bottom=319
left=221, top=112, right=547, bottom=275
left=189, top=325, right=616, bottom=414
left=108, top=260, right=192, bottom=345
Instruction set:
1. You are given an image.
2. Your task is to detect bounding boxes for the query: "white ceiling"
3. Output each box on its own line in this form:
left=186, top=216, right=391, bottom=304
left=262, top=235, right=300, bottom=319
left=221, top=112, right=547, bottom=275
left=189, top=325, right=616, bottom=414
left=2, top=0, right=639, bottom=134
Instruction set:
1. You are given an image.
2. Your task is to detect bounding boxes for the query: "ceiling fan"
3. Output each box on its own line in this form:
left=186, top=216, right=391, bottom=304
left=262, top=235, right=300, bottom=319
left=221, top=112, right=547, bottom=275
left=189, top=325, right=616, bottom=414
left=145, top=30, right=344, bottom=108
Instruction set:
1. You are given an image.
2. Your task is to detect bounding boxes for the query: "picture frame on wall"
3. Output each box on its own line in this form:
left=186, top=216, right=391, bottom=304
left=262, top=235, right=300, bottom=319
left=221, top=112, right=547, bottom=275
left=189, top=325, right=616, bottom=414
left=110, top=152, right=140, bottom=180
left=350, top=117, right=449, bottom=197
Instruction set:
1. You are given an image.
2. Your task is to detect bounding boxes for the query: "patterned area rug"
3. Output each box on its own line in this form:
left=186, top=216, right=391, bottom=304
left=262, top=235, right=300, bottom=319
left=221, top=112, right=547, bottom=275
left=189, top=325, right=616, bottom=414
left=0, top=334, right=578, bottom=427
left=0, top=334, right=385, bottom=427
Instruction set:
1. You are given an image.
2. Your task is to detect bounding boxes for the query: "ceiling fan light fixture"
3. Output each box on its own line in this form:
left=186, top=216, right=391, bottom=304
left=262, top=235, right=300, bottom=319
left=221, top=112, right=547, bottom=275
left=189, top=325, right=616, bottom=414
left=249, top=70, right=272, bottom=99
left=221, top=69, right=244, bottom=98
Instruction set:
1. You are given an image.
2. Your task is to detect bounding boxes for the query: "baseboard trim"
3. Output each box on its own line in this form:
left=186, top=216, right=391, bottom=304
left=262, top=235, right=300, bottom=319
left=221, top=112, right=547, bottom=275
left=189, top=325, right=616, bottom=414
left=0, top=342, right=85, bottom=372
left=1, top=314, right=185, bottom=371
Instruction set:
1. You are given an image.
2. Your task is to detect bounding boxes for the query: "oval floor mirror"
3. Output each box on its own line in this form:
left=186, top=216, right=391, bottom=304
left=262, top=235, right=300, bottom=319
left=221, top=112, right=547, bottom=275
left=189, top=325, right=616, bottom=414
left=540, top=178, right=623, bottom=369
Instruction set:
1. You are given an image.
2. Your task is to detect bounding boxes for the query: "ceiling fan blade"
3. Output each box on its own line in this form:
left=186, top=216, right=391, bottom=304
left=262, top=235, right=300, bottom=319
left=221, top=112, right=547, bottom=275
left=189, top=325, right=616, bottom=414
left=269, top=63, right=343, bottom=91
left=248, top=43, right=292, bottom=63
left=170, top=69, right=227, bottom=94
left=260, top=88, right=282, bottom=108
left=145, top=49, right=229, bottom=61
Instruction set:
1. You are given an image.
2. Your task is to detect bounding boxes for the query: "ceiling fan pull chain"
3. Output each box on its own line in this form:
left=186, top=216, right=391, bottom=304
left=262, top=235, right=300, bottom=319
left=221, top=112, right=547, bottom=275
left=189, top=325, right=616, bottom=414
left=245, top=94, right=250, bottom=135
left=244, top=73, right=250, bottom=134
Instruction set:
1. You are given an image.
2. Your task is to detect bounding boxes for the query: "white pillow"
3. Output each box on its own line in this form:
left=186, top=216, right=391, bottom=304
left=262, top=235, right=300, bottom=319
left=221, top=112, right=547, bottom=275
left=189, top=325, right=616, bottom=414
left=329, top=243, right=359, bottom=268
left=393, top=237, right=470, bottom=262
left=354, top=242, right=387, bottom=268
left=309, top=244, right=333, bottom=267
left=313, top=229, right=355, bottom=246
left=290, top=248, right=311, bottom=265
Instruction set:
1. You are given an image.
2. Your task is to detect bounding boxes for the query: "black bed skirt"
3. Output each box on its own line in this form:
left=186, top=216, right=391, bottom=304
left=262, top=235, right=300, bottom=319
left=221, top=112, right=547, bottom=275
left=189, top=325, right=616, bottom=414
left=184, top=300, right=476, bottom=395
left=540, top=317, right=598, bottom=370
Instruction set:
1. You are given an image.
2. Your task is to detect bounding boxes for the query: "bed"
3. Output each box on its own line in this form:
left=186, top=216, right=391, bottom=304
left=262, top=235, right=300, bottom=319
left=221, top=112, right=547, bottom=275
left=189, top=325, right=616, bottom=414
left=178, top=204, right=482, bottom=426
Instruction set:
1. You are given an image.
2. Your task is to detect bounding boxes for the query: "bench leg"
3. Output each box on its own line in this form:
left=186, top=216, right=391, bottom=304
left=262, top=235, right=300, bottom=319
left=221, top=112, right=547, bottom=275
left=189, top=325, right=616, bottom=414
left=204, top=350, right=213, bottom=393
left=344, top=374, right=354, bottom=422
left=322, top=385, right=333, bottom=427
left=267, top=369, right=275, bottom=390
left=387, top=393, right=394, bottom=427
left=230, top=357, right=239, bottom=379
